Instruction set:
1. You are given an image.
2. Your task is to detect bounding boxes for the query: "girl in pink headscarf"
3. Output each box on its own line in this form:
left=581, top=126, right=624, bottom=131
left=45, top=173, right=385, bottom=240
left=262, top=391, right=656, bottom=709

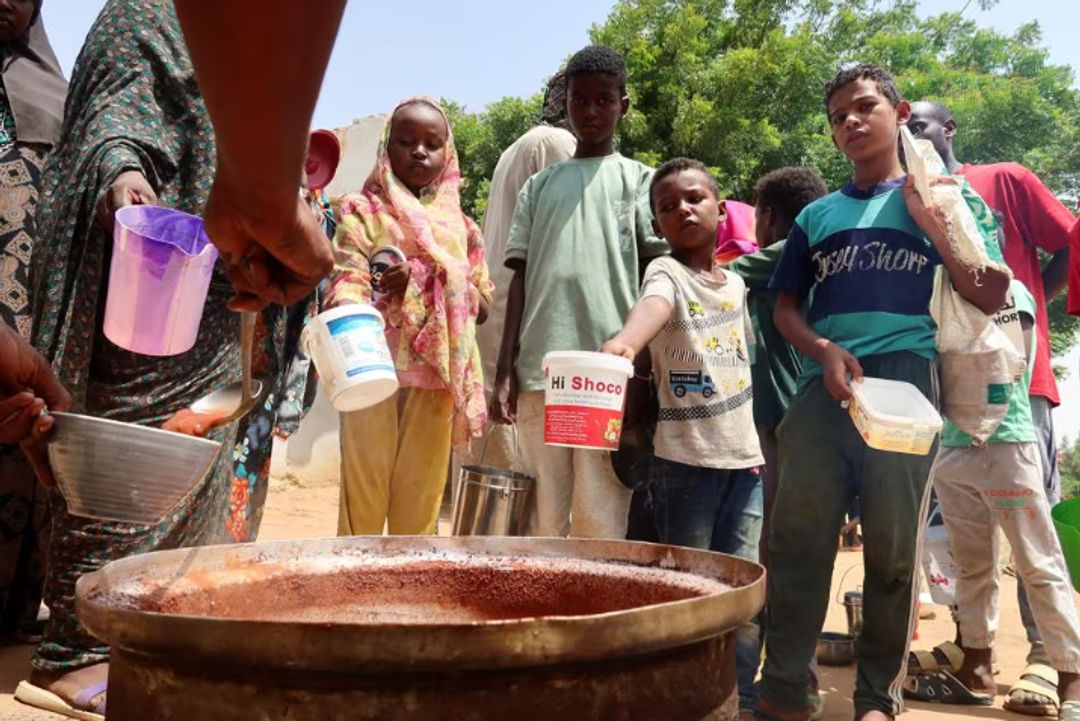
left=328, top=98, right=492, bottom=536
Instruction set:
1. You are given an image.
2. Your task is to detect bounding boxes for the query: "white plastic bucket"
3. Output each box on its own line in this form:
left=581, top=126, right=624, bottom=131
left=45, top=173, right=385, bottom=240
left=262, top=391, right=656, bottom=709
left=847, top=376, right=943, bottom=455
left=302, top=305, right=398, bottom=412
left=542, top=351, right=633, bottom=450
left=921, top=506, right=960, bottom=606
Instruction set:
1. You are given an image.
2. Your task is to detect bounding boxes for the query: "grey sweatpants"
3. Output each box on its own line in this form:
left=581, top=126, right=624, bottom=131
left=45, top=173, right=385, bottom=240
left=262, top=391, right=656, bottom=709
left=935, top=442, right=1080, bottom=672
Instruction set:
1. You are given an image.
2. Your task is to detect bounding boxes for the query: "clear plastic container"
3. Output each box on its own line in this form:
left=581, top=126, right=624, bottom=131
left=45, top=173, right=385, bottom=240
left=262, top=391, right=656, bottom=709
left=847, top=376, right=943, bottom=455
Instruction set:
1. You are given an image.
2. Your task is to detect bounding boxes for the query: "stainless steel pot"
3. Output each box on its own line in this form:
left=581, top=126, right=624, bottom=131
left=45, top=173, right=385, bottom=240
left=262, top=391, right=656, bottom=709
left=77, top=536, right=765, bottom=721
left=452, top=465, right=534, bottom=535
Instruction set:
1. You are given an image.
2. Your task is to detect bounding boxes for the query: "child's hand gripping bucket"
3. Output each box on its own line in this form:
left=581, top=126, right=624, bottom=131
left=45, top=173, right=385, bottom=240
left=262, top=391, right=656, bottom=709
left=103, top=205, right=219, bottom=356
left=542, top=351, right=634, bottom=450
left=301, top=304, right=399, bottom=412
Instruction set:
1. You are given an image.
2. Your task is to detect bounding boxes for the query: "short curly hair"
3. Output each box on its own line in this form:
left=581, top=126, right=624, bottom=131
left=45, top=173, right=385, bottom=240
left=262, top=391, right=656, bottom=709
left=823, top=63, right=901, bottom=115
left=565, top=45, right=627, bottom=94
left=649, top=158, right=719, bottom=212
left=754, top=167, right=828, bottom=228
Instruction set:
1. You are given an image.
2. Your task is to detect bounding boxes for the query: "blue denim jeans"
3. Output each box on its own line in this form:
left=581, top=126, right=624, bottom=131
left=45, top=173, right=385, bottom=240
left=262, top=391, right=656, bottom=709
left=650, top=456, right=764, bottom=712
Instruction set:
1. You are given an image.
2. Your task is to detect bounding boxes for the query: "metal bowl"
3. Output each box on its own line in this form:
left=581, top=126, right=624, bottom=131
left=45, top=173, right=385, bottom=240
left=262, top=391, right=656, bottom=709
left=48, top=411, right=221, bottom=524
left=816, top=631, right=857, bottom=666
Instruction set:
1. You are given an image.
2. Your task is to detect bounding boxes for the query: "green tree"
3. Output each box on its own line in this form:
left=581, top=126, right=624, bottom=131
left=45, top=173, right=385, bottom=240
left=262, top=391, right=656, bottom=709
left=1061, top=435, right=1080, bottom=500
left=444, top=94, right=545, bottom=220
left=590, top=0, right=1080, bottom=199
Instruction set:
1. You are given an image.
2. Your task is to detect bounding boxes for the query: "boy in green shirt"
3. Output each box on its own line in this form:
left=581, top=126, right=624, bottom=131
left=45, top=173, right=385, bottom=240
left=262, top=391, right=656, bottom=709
left=490, top=45, right=668, bottom=538
left=729, top=166, right=827, bottom=565
left=906, top=281, right=1080, bottom=718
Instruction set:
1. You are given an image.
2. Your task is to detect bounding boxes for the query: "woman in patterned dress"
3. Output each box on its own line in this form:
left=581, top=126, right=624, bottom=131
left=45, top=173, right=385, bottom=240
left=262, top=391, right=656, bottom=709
left=16, top=1, right=312, bottom=717
left=0, top=0, right=66, bottom=645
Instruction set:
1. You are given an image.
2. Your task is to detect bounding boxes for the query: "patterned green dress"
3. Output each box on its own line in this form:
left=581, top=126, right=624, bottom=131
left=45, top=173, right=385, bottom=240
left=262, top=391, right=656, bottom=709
left=28, top=0, right=306, bottom=671
left=0, top=84, right=53, bottom=641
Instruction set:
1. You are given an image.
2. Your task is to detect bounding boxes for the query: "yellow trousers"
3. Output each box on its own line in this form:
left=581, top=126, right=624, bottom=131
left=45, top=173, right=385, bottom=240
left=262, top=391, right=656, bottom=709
left=338, top=387, right=453, bottom=535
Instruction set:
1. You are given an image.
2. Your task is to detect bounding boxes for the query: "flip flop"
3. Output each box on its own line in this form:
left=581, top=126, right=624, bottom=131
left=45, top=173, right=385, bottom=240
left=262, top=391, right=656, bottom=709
left=14, top=679, right=106, bottom=721
left=1004, top=664, right=1059, bottom=717
left=902, top=670, right=994, bottom=705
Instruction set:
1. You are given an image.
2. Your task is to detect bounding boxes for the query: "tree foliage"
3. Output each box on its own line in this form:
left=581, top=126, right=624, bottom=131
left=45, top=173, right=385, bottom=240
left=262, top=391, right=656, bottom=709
left=1062, top=435, right=1080, bottom=500
left=589, top=0, right=1080, bottom=200
left=445, top=0, right=1080, bottom=359
left=444, top=94, right=544, bottom=220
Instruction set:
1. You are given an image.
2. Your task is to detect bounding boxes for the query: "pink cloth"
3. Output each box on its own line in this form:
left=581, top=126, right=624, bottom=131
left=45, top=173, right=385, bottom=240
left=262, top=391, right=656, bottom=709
left=715, top=200, right=758, bottom=264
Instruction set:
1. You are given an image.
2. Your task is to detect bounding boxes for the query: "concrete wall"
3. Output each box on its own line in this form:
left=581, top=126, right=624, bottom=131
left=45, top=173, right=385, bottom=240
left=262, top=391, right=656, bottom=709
left=269, top=115, right=387, bottom=487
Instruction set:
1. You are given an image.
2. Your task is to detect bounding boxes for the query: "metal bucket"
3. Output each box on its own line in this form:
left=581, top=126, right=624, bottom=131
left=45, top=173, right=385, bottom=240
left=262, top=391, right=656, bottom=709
left=452, top=465, right=534, bottom=536
left=843, top=590, right=864, bottom=637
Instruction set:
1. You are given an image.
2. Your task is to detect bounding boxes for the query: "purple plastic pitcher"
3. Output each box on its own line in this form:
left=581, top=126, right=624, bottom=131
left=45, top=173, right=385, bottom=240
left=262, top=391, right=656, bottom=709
left=103, top=205, right=218, bottom=356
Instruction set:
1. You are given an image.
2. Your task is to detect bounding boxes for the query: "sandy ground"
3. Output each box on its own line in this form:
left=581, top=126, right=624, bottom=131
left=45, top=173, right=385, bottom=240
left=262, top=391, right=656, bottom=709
left=0, top=472, right=1072, bottom=720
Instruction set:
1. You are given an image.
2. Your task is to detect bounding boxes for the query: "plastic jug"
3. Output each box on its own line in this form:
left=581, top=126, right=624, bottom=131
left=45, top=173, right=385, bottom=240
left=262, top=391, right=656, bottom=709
left=103, top=205, right=218, bottom=356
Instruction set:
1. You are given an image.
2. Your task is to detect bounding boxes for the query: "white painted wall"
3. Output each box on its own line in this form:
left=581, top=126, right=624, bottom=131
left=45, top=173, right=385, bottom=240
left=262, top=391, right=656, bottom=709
left=269, top=115, right=388, bottom=487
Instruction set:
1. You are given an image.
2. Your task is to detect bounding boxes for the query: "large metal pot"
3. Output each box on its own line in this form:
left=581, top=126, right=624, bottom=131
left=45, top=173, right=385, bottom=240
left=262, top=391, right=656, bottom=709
left=77, top=536, right=764, bottom=721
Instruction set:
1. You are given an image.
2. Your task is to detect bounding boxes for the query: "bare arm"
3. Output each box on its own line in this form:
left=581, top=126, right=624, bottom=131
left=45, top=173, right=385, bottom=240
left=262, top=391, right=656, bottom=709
left=0, top=323, right=72, bottom=486
left=902, top=176, right=1010, bottom=315
left=774, top=292, right=863, bottom=402
left=490, top=262, right=526, bottom=423
left=1043, top=247, right=1070, bottom=301
left=600, top=296, right=672, bottom=360
left=174, top=0, right=344, bottom=310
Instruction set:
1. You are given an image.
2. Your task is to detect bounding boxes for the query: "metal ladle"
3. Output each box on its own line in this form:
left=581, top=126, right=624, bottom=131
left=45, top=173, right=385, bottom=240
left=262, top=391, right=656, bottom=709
left=187, top=311, right=262, bottom=430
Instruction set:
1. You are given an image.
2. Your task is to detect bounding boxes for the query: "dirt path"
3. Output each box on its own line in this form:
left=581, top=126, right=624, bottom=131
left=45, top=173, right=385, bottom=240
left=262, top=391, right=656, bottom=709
left=0, top=475, right=1070, bottom=720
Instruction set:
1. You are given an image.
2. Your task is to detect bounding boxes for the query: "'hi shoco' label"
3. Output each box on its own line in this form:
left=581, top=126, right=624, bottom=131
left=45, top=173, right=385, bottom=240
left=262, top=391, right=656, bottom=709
left=544, top=369, right=628, bottom=450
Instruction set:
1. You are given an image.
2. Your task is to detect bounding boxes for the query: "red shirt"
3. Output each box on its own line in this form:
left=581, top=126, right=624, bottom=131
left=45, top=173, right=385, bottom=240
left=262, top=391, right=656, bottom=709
left=959, top=163, right=1075, bottom=405
left=1070, top=217, right=1080, bottom=316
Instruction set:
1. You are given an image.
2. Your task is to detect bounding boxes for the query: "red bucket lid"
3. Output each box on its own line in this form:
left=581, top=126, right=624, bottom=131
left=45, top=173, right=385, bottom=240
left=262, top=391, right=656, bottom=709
left=305, top=129, right=341, bottom=191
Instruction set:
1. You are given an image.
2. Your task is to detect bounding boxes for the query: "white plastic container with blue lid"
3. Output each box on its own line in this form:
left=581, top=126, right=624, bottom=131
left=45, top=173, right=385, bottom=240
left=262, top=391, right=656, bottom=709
left=302, top=304, right=398, bottom=412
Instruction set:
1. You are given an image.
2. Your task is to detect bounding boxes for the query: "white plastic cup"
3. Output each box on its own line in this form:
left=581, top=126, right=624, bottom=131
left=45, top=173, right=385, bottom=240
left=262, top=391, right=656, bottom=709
left=541, top=351, right=634, bottom=450
left=302, top=305, right=398, bottom=412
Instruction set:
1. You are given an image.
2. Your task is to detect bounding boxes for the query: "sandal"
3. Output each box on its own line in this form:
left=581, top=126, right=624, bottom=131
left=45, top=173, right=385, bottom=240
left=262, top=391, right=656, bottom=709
left=1004, top=664, right=1059, bottom=717
left=14, top=679, right=106, bottom=721
left=1061, top=700, right=1080, bottom=721
left=906, top=640, right=965, bottom=675
left=901, top=670, right=994, bottom=705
